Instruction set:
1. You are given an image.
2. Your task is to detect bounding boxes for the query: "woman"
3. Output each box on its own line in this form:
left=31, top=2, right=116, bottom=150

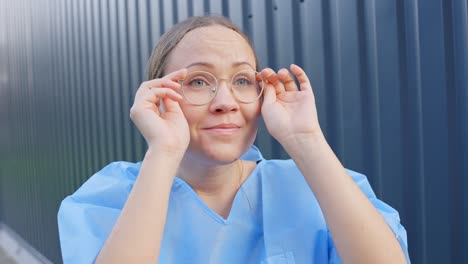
left=58, top=15, right=409, bottom=263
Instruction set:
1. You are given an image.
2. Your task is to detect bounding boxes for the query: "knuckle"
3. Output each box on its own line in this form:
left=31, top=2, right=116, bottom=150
left=153, top=88, right=166, bottom=95
left=129, top=107, right=136, bottom=119
left=139, top=81, right=151, bottom=89
left=129, top=106, right=138, bottom=114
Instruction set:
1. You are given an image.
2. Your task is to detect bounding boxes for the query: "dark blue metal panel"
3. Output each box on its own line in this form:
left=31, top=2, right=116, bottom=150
left=447, top=1, right=468, bottom=263
left=419, top=1, right=450, bottom=263
left=398, top=1, right=426, bottom=262
left=0, top=0, right=467, bottom=263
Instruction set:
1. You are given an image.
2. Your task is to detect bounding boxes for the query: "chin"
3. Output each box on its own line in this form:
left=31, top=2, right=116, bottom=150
left=185, top=139, right=252, bottom=166
left=195, top=143, right=244, bottom=165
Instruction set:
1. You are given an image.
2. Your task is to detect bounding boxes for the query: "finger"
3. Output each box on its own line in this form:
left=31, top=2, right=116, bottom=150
left=163, top=97, right=184, bottom=114
left=135, top=79, right=180, bottom=100
left=163, top=68, right=188, bottom=82
left=144, top=78, right=182, bottom=91
left=261, top=68, right=285, bottom=94
left=138, top=87, right=183, bottom=105
left=145, top=78, right=181, bottom=90
left=262, top=83, right=276, bottom=105
left=137, top=68, right=187, bottom=96
left=145, top=68, right=187, bottom=88
left=290, top=64, right=312, bottom=91
left=277, top=68, right=298, bottom=92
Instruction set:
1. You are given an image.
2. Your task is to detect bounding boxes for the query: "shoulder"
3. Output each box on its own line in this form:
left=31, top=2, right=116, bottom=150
left=252, top=159, right=316, bottom=204
left=257, top=159, right=372, bottom=191
left=256, top=159, right=301, bottom=176
left=63, top=161, right=142, bottom=209
left=57, top=161, right=142, bottom=263
left=253, top=159, right=377, bottom=202
left=254, top=159, right=308, bottom=189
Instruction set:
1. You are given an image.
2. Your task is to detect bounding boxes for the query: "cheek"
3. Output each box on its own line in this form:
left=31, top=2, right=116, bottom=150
left=245, top=102, right=262, bottom=121
left=179, top=104, right=195, bottom=124
left=179, top=104, right=206, bottom=132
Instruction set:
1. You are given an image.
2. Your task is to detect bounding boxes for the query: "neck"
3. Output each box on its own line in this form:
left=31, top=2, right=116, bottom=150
left=177, top=155, right=244, bottom=197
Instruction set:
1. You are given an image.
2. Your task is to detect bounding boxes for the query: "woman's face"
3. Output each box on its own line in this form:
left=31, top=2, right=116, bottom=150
left=165, top=25, right=261, bottom=165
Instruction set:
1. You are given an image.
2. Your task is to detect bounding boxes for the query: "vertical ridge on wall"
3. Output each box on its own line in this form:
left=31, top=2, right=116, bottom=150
left=249, top=0, right=272, bottom=157
left=67, top=0, right=79, bottom=189
left=449, top=1, right=468, bottom=263
left=399, top=0, right=427, bottom=263
left=298, top=0, right=328, bottom=142
left=419, top=1, right=450, bottom=263
left=119, top=0, right=135, bottom=163
left=210, top=0, right=223, bottom=15
left=85, top=0, right=98, bottom=172
left=48, top=1, right=62, bottom=258
left=322, top=0, right=342, bottom=158
left=0, top=0, right=6, bottom=224
left=126, top=0, right=142, bottom=161
left=83, top=0, right=94, bottom=177
left=358, top=0, right=381, bottom=193
left=24, top=0, right=35, bottom=250
left=75, top=0, right=86, bottom=185
left=377, top=0, right=403, bottom=209
left=89, top=0, right=102, bottom=168
left=100, top=0, right=114, bottom=165
left=30, top=0, right=40, bottom=251
left=108, top=0, right=122, bottom=162
left=452, top=2, right=468, bottom=262
left=64, top=0, right=76, bottom=196
left=443, top=1, right=460, bottom=263
left=192, top=0, right=204, bottom=16
left=264, top=0, right=285, bottom=159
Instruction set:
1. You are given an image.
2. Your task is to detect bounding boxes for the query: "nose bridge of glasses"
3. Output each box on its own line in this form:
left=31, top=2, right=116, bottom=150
left=214, top=78, right=237, bottom=100
left=212, top=77, right=236, bottom=97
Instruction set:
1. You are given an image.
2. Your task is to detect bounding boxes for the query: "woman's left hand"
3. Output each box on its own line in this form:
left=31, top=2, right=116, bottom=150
left=260, top=64, right=322, bottom=147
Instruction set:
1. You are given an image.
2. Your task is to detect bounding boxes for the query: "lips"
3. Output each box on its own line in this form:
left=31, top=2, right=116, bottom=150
left=205, top=124, right=240, bottom=129
left=203, top=124, right=241, bottom=134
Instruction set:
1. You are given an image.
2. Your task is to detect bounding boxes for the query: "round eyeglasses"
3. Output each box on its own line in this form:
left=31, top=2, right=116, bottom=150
left=179, top=69, right=265, bottom=105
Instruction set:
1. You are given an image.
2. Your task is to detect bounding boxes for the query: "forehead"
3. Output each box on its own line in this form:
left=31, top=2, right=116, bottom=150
left=166, top=25, right=256, bottom=73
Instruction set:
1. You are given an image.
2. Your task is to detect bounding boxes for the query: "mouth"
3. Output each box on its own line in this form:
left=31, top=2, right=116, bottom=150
left=203, top=124, right=241, bottom=135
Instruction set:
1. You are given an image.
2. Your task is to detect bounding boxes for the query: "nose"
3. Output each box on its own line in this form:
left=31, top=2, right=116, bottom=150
left=208, top=80, right=239, bottom=113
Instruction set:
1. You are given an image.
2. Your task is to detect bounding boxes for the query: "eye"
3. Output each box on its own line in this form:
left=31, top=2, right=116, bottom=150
left=234, top=77, right=251, bottom=86
left=189, top=78, right=208, bottom=87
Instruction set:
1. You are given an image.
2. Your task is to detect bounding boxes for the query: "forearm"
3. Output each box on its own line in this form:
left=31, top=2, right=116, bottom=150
left=283, top=133, right=406, bottom=264
left=95, top=148, right=182, bottom=264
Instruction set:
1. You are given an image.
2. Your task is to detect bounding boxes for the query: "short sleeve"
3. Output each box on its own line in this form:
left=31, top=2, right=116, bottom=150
left=327, top=169, right=411, bottom=263
left=57, top=161, right=140, bottom=264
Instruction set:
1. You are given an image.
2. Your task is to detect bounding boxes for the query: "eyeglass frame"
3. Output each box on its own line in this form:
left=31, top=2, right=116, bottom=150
left=178, top=69, right=265, bottom=106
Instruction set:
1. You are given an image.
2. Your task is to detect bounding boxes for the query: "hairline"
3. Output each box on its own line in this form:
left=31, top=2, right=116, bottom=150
left=147, top=16, right=259, bottom=80
left=163, top=26, right=257, bottom=76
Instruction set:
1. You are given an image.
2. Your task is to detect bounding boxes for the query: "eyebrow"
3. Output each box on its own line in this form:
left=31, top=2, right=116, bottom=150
left=185, top=61, right=254, bottom=69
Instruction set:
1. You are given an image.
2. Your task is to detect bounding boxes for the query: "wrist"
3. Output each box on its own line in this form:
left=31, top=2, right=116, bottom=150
left=281, top=130, right=325, bottom=149
left=281, top=131, right=328, bottom=158
left=146, top=145, right=186, bottom=160
left=142, top=147, right=184, bottom=181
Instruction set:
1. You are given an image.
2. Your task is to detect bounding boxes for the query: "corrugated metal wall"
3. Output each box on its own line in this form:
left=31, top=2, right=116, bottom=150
left=1, top=0, right=466, bottom=263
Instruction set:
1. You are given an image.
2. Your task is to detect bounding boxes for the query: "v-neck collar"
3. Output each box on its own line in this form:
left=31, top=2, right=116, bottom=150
left=173, top=161, right=263, bottom=224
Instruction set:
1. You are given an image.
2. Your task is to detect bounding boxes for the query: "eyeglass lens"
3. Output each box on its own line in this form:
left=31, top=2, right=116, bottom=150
left=181, top=70, right=263, bottom=105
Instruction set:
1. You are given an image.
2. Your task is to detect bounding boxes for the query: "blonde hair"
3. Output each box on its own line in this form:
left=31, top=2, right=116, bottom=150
left=147, top=15, right=258, bottom=80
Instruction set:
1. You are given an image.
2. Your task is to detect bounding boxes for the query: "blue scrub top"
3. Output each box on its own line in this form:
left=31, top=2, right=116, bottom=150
left=58, top=145, right=410, bottom=263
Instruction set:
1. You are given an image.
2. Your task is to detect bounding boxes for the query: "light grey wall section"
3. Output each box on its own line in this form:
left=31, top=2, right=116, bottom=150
left=0, top=0, right=466, bottom=263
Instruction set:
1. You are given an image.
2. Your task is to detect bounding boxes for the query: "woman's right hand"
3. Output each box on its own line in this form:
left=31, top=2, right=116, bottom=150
left=130, top=69, right=189, bottom=155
